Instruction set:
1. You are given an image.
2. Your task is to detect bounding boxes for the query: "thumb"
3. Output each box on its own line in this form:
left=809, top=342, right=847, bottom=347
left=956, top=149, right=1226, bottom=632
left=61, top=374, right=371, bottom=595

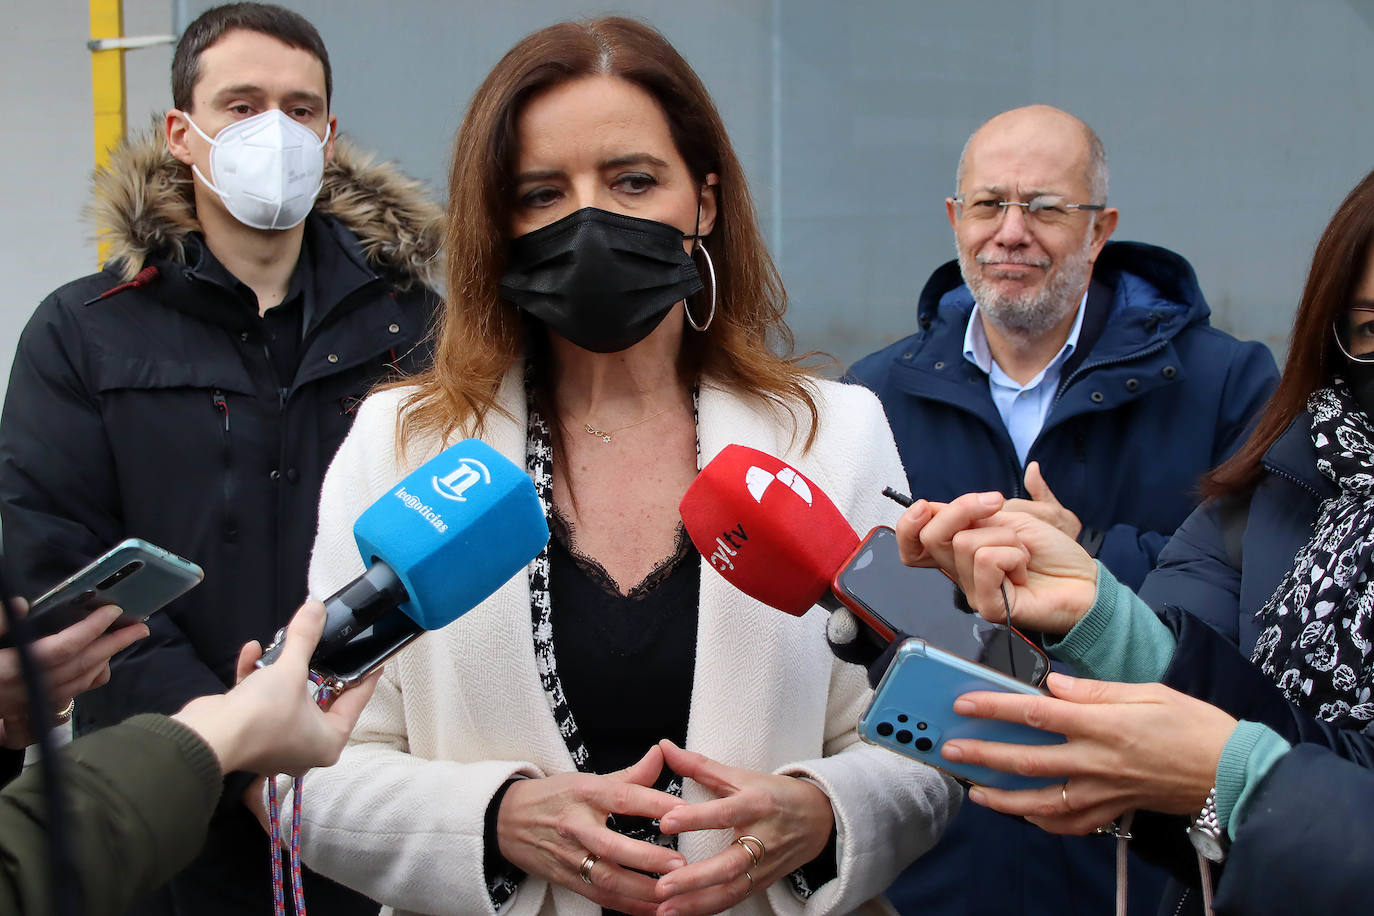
left=278, top=600, right=327, bottom=671
left=1023, top=461, right=1059, bottom=505
left=608, top=742, right=665, bottom=787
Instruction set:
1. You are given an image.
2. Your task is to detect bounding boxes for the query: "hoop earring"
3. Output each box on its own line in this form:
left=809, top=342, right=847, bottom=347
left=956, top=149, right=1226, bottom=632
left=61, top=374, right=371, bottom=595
left=686, top=241, right=716, bottom=332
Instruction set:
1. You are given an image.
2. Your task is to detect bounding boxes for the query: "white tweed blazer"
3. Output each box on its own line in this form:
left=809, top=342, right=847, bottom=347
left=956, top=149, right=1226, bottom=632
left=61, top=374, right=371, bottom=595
left=287, top=367, right=959, bottom=916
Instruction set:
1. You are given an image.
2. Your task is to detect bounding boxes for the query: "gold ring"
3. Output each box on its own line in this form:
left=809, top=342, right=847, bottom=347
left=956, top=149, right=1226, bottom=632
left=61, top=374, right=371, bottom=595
left=1061, top=783, right=1070, bottom=810
left=579, top=853, right=599, bottom=886
left=743, top=870, right=754, bottom=895
left=735, top=834, right=765, bottom=866
left=53, top=699, right=75, bottom=724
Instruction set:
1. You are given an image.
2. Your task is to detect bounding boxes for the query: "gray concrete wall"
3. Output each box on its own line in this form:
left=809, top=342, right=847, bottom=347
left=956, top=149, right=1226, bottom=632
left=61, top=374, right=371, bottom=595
left=5, top=0, right=1374, bottom=405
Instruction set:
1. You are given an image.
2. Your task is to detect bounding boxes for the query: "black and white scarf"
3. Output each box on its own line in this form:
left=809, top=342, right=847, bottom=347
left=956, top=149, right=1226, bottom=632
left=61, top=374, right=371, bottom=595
left=1252, top=382, right=1374, bottom=727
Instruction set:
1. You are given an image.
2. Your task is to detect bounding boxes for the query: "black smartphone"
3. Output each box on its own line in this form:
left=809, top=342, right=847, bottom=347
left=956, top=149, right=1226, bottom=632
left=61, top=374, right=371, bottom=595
left=311, top=610, right=423, bottom=690
left=831, top=526, right=1049, bottom=686
left=1, top=539, right=204, bottom=650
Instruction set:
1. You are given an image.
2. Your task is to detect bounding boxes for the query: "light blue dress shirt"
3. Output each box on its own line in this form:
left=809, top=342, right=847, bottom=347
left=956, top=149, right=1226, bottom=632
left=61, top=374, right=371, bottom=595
left=962, top=293, right=1088, bottom=466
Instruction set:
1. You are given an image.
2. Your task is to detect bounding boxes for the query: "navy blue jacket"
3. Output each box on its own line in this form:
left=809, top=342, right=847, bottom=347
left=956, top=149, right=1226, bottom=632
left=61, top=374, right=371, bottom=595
left=1214, top=745, right=1372, bottom=914
left=848, top=242, right=1278, bottom=591
left=847, top=242, right=1277, bottom=916
left=1140, top=605, right=1374, bottom=915
left=1139, top=413, right=1331, bottom=655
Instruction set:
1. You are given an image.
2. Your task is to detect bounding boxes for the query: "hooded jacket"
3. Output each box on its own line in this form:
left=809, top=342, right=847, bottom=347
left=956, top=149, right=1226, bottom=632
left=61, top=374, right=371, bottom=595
left=846, top=242, right=1278, bottom=916
left=0, top=124, right=442, bottom=915
left=847, top=241, right=1277, bottom=591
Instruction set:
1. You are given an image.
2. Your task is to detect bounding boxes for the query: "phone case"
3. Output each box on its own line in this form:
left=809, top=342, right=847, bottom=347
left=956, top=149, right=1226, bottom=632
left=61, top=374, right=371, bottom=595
left=306, top=611, right=425, bottom=690
left=4, top=539, right=204, bottom=647
left=859, top=638, right=1065, bottom=791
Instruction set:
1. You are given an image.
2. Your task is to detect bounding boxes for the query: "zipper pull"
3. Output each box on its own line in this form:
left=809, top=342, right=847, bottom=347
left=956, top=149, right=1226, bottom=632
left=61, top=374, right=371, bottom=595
left=212, top=389, right=229, bottom=431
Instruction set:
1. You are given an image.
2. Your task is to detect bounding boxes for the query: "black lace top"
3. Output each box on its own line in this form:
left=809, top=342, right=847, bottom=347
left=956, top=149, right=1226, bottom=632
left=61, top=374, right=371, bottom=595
left=547, top=508, right=700, bottom=775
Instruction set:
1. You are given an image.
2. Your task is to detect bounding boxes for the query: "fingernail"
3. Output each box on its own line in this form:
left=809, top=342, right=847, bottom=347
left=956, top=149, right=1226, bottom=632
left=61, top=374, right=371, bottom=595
left=942, top=742, right=964, bottom=761
left=661, top=882, right=677, bottom=895
left=979, top=492, right=1001, bottom=505
left=667, top=857, right=685, bottom=870
left=1048, top=673, right=1075, bottom=690
left=952, top=698, right=975, bottom=715
left=969, top=788, right=987, bottom=806
left=302, top=602, right=325, bottom=620
left=660, top=818, right=677, bottom=833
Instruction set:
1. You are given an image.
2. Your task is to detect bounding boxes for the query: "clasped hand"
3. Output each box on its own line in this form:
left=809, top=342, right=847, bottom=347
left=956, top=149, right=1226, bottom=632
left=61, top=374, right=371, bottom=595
left=895, top=490, right=1098, bottom=636
left=496, top=739, right=834, bottom=916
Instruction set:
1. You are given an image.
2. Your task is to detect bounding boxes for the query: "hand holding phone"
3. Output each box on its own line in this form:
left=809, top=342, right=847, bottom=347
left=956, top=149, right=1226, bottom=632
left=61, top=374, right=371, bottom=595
left=0, top=603, right=151, bottom=748
left=0, top=539, right=203, bottom=650
left=859, top=638, right=1065, bottom=791
left=832, top=526, right=1049, bottom=685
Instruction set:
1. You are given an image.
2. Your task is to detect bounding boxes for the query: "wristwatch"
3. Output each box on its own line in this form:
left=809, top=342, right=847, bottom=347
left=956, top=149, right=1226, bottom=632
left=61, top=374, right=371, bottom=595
left=1187, top=787, right=1229, bottom=863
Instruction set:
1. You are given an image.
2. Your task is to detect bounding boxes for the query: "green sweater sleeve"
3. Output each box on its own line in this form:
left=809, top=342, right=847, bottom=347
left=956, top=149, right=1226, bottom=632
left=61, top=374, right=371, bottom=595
left=0, top=714, right=222, bottom=916
left=1045, top=560, right=1177, bottom=683
left=1215, top=720, right=1291, bottom=839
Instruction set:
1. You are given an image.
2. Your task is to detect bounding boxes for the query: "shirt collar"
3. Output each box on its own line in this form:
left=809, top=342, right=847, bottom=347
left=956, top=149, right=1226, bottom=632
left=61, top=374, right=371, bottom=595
left=963, top=289, right=1089, bottom=383
left=186, top=229, right=316, bottom=323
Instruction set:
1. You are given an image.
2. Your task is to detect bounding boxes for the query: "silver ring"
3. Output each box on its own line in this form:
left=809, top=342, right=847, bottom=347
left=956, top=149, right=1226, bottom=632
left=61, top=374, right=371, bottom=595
left=743, top=870, right=753, bottom=895
left=735, top=834, right=765, bottom=866
left=579, top=853, right=599, bottom=886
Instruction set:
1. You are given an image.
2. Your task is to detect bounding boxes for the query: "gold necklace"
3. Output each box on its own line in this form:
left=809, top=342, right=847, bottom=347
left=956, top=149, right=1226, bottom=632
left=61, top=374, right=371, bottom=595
left=581, top=404, right=676, bottom=444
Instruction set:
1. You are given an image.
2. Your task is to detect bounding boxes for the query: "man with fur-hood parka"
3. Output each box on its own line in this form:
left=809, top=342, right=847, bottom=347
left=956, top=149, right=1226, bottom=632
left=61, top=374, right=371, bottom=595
left=0, top=6, right=440, bottom=914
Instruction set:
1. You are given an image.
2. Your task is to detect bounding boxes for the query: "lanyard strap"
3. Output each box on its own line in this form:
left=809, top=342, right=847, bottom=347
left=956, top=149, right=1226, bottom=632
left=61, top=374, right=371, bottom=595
left=267, top=675, right=338, bottom=916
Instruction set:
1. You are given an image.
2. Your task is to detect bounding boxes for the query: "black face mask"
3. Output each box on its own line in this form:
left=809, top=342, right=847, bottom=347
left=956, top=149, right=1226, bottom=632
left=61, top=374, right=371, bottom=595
left=498, top=207, right=704, bottom=353
left=1346, top=361, right=1374, bottom=419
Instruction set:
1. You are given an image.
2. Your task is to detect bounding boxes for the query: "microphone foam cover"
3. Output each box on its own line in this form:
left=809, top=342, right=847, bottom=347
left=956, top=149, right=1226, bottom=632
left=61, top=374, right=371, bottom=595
left=681, top=444, right=859, bottom=616
left=352, top=439, right=549, bottom=629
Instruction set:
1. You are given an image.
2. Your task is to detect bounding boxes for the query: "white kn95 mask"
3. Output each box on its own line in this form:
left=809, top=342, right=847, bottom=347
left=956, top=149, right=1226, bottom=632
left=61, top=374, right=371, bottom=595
left=184, top=109, right=331, bottom=231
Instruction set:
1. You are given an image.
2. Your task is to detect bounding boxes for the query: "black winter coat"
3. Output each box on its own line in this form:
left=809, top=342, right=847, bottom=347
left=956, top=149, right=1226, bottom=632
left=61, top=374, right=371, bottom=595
left=0, top=128, right=442, bottom=915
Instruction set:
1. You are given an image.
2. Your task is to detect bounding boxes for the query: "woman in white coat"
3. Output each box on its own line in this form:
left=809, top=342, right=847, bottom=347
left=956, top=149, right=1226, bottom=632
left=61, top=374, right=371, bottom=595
left=290, top=17, right=957, bottom=916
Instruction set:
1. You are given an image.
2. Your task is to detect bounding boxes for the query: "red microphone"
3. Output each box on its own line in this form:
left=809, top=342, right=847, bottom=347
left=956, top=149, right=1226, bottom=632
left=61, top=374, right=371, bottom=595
left=679, top=444, right=859, bottom=616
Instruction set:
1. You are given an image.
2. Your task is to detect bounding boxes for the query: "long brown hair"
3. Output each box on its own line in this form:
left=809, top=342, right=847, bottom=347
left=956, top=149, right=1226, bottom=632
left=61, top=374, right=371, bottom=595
left=1203, top=168, right=1374, bottom=499
left=395, top=17, right=820, bottom=453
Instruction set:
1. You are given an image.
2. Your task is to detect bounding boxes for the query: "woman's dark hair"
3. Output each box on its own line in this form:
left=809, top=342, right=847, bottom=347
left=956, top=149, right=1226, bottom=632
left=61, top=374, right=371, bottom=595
left=1203, top=167, right=1374, bottom=498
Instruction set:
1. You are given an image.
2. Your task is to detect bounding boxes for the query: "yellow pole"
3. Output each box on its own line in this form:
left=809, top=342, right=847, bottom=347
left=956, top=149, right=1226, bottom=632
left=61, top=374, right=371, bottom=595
left=90, top=0, right=126, bottom=267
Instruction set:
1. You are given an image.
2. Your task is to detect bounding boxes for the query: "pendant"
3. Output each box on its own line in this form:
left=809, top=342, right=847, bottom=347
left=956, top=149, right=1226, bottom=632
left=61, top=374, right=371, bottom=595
left=584, top=423, right=612, bottom=444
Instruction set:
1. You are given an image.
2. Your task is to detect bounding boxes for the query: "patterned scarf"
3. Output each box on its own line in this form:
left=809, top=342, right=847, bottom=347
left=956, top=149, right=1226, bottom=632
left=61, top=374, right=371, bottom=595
left=1252, top=381, right=1374, bottom=727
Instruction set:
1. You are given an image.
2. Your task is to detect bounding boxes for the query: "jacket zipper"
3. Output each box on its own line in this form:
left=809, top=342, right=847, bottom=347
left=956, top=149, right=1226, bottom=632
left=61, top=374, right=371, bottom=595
left=1017, top=338, right=1173, bottom=484
left=212, top=389, right=237, bottom=541
left=1050, top=338, right=1170, bottom=413
left=1260, top=461, right=1323, bottom=500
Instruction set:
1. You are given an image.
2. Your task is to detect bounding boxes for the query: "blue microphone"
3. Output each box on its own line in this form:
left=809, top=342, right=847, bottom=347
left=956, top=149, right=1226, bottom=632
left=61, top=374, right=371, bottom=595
left=260, top=438, right=548, bottom=670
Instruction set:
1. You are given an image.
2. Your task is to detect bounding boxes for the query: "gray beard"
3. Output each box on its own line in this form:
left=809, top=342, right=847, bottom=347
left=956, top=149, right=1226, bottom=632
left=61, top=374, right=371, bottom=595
left=958, top=236, right=1093, bottom=338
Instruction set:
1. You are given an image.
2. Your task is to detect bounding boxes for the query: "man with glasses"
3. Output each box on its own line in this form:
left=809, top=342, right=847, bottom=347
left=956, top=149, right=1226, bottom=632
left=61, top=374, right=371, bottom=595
left=848, top=105, right=1278, bottom=916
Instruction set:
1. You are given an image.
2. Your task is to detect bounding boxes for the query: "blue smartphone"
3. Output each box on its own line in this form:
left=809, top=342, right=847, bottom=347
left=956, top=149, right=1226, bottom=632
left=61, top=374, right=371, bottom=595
left=859, top=638, right=1065, bottom=791
left=0, top=539, right=204, bottom=649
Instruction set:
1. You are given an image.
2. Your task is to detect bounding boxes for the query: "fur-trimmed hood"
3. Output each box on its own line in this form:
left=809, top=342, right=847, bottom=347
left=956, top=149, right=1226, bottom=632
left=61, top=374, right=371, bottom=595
left=88, top=120, right=443, bottom=289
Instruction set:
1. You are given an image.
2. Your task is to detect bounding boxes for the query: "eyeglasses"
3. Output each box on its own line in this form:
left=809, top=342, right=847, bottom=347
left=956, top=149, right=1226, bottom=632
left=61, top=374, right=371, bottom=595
left=953, top=194, right=1105, bottom=226
left=1334, top=306, right=1374, bottom=363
